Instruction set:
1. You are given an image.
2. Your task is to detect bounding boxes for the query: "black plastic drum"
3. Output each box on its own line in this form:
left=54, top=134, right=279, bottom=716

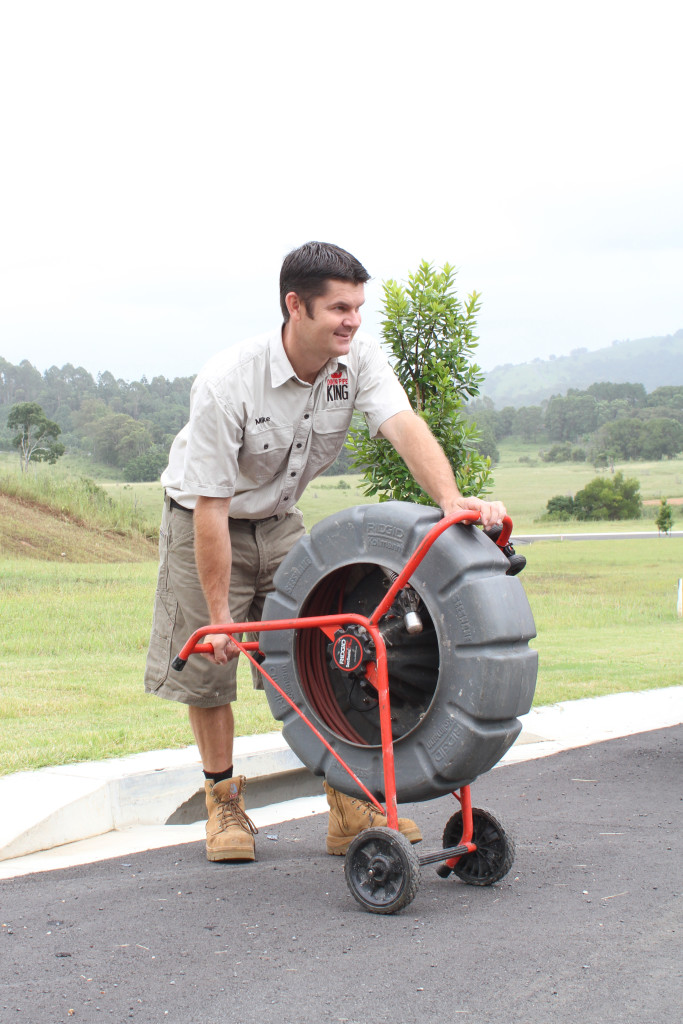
left=260, top=502, right=537, bottom=803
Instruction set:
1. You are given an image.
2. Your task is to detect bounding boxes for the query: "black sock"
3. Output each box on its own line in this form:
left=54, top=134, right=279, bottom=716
left=204, top=766, right=233, bottom=784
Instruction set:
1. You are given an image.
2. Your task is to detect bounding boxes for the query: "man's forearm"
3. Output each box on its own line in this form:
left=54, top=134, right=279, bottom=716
left=380, top=411, right=461, bottom=509
left=380, top=410, right=506, bottom=527
left=194, top=496, right=233, bottom=623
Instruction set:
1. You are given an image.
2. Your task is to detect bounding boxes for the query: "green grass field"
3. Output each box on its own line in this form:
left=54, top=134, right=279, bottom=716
left=3, top=444, right=681, bottom=537
left=1, top=534, right=680, bottom=775
left=491, top=441, right=683, bottom=532
left=1, top=445, right=681, bottom=775
left=102, top=443, right=683, bottom=536
left=103, top=474, right=379, bottom=534
left=521, top=538, right=681, bottom=704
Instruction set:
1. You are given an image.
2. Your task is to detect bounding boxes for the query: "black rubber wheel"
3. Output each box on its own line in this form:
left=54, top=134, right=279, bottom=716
left=442, top=807, right=515, bottom=885
left=344, top=827, right=421, bottom=914
left=260, top=502, right=537, bottom=803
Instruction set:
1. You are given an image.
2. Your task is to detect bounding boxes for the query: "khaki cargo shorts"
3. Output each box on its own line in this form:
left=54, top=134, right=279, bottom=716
left=144, top=499, right=306, bottom=708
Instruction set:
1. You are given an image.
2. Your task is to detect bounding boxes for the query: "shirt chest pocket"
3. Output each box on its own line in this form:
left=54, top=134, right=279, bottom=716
left=240, top=424, right=294, bottom=484
left=309, top=407, right=353, bottom=472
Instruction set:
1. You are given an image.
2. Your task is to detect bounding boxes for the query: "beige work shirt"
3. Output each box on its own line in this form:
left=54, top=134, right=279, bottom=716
left=161, top=328, right=411, bottom=518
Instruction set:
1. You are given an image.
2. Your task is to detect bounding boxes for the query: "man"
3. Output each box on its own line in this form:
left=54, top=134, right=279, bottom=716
left=145, top=241, right=506, bottom=862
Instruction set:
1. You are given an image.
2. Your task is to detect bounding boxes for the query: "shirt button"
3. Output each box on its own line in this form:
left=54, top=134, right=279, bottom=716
left=283, top=495, right=289, bottom=500
left=290, top=471, right=296, bottom=477
left=304, top=413, right=310, bottom=419
left=263, top=444, right=269, bottom=449
left=296, top=443, right=302, bottom=448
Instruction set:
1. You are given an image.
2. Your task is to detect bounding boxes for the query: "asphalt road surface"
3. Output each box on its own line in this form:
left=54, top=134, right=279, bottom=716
left=2, top=726, right=681, bottom=1024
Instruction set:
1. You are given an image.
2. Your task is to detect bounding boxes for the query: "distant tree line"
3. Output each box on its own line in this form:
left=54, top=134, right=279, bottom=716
left=0, top=357, right=364, bottom=480
left=3, top=354, right=682, bottom=480
left=0, top=357, right=194, bottom=480
left=468, top=381, right=683, bottom=465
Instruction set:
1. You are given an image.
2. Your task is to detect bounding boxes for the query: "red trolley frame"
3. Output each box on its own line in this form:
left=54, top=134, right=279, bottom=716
left=174, top=510, right=517, bottom=907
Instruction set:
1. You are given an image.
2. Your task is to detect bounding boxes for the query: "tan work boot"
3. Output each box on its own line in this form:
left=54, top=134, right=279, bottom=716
left=324, top=780, right=422, bottom=855
left=205, top=776, right=258, bottom=862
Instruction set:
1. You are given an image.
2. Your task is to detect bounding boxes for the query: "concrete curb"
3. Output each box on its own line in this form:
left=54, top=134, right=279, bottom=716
left=2, top=687, right=681, bottom=873
left=0, top=732, right=307, bottom=862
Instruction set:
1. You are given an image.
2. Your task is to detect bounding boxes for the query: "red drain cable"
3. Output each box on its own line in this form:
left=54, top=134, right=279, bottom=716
left=296, top=571, right=368, bottom=745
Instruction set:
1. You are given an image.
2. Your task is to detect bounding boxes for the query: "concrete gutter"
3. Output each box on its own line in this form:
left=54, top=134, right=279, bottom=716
left=1, top=687, right=681, bottom=879
left=0, top=732, right=314, bottom=862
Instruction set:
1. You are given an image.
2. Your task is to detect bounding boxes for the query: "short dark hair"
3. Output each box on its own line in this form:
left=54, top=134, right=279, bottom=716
left=279, top=241, right=370, bottom=321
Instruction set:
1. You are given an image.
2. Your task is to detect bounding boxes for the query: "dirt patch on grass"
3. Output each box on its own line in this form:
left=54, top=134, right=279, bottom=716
left=643, top=497, right=683, bottom=505
left=0, top=493, right=157, bottom=562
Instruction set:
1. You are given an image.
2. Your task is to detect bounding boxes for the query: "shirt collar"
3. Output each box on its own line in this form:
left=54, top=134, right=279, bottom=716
left=268, top=329, right=296, bottom=388
left=268, top=329, right=348, bottom=388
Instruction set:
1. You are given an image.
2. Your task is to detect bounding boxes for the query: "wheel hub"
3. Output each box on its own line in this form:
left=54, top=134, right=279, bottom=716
left=366, top=854, right=392, bottom=883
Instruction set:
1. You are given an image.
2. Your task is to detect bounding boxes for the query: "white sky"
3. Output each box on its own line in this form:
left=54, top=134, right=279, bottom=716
left=1, top=0, right=682, bottom=381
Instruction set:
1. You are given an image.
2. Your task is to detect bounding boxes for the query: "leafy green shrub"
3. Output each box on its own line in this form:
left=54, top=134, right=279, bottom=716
left=347, top=261, right=492, bottom=504
left=540, top=443, right=573, bottom=463
left=655, top=499, right=675, bottom=534
left=544, top=494, right=575, bottom=520
left=573, top=471, right=642, bottom=520
left=591, top=450, right=610, bottom=469
left=540, top=443, right=587, bottom=463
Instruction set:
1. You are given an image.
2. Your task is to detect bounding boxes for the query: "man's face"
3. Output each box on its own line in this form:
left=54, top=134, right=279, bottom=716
left=292, top=279, right=365, bottom=363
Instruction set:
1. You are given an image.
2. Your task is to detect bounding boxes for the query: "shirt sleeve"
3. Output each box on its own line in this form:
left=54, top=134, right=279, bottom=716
left=352, top=335, right=412, bottom=438
left=181, top=379, right=242, bottom=497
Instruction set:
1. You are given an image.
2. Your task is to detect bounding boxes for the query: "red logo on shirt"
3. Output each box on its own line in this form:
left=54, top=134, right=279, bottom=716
left=326, top=373, right=349, bottom=401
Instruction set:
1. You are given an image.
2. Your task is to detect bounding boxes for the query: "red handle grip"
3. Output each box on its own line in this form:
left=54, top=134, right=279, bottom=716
left=496, top=515, right=513, bottom=549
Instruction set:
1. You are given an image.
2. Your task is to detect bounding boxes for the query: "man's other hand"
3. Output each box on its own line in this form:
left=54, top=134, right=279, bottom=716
left=443, top=496, right=507, bottom=530
left=201, top=632, right=241, bottom=665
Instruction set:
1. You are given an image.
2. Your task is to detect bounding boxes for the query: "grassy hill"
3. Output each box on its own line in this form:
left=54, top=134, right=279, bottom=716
left=3, top=445, right=681, bottom=565
left=0, top=492, right=157, bottom=561
left=0, top=457, right=158, bottom=561
left=481, top=329, right=683, bottom=408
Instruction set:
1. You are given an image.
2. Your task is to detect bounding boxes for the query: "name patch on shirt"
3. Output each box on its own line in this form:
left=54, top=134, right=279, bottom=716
left=326, top=370, right=349, bottom=402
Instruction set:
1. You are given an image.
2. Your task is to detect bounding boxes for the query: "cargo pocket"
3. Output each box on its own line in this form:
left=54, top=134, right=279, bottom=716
left=144, top=587, right=179, bottom=690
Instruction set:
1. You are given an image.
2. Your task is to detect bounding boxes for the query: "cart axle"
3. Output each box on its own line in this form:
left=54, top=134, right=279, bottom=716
left=419, top=843, right=473, bottom=868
